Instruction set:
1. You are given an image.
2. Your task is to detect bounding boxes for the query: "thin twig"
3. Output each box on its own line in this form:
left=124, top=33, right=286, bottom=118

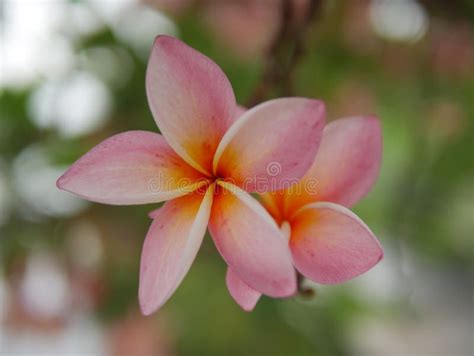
left=247, top=0, right=293, bottom=106
left=297, top=271, right=316, bottom=298
left=283, top=0, right=322, bottom=95
left=246, top=0, right=321, bottom=106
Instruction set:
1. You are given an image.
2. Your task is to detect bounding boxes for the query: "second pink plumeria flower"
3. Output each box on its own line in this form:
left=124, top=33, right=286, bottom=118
left=226, top=115, right=384, bottom=311
left=57, top=36, right=326, bottom=315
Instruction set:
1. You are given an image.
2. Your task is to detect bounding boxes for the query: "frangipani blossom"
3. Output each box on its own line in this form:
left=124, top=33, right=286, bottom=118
left=57, top=36, right=326, bottom=315
left=226, top=116, right=384, bottom=311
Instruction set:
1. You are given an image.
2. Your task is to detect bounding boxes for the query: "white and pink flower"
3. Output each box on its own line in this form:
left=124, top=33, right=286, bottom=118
left=229, top=115, right=384, bottom=311
left=57, top=36, right=328, bottom=315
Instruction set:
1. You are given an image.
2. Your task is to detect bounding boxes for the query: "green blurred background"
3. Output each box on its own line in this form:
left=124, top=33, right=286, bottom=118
left=0, top=0, right=473, bottom=355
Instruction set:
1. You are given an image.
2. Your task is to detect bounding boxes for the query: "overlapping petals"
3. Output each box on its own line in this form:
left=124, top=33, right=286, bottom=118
left=262, top=116, right=382, bottom=218
left=213, top=98, right=325, bottom=192
left=57, top=131, right=208, bottom=205
left=58, top=35, right=349, bottom=315
left=209, top=181, right=296, bottom=297
left=227, top=116, right=383, bottom=311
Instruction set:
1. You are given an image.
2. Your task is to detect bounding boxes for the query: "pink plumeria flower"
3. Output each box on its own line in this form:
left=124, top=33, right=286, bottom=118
left=226, top=116, right=384, bottom=311
left=57, top=36, right=326, bottom=315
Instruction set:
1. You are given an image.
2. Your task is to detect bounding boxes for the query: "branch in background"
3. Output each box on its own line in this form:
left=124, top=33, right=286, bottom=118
left=283, top=0, right=321, bottom=96
left=297, top=271, right=316, bottom=298
left=247, top=0, right=322, bottom=106
left=246, top=0, right=293, bottom=106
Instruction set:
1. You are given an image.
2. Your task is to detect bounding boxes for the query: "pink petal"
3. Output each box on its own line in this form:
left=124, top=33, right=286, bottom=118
left=213, top=98, right=325, bottom=192
left=234, top=104, right=247, bottom=118
left=57, top=131, right=208, bottom=205
left=146, top=35, right=236, bottom=175
left=226, top=268, right=261, bottom=312
left=139, top=185, right=214, bottom=315
left=284, top=116, right=382, bottom=214
left=259, top=191, right=286, bottom=224
left=290, top=202, right=383, bottom=284
left=208, top=181, right=296, bottom=297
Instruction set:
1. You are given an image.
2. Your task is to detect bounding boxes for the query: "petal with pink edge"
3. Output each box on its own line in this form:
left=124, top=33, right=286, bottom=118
left=57, top=131, right=208, bottom=205
left=139, top=185, right=214, bottom=315
left=213, top=98, right=325, bottom=193
left=146, top=35, right=236, bottom=175
left=208, top=181, right=296, bottom=297
left=290, top=202, right=383, bottom=284
left=234, top=104, right=247, bottom=118
left=284, top=116, right=382, bottom=215
left=226, top=268, right=261, bottom=312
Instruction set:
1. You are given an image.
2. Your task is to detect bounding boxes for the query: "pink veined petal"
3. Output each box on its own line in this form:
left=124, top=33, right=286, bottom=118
left=57, top=131, right=209, bottom=205
left=146, top=35, right=237, bottom=175
left=213, top=98, right=325, bottom=193
left=139, top=185, right=214, bottom=315
left=289, top=202, right=383, bottom=284
left=226, top=268, right=261, bottom=312
left=283, top=116, right=382, bottom=215
left=208, top=181, right=296, bottom=297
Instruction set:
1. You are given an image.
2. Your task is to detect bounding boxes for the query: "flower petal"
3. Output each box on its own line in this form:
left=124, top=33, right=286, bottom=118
left=213, top=98, right=325, bottom=192
left=234, top=104, right=247, bottom=118
left=139, top=185, right=214, bottom=315
left=146, top=35, right=237, bottom=175
left=208, top=181, right=296, bottom=297
left=57, top=131, right=208, bottom=205
left=290, top=202, right=383, bottom=284
left=259, top=191, right=286, bottom=224
left=226, top=268, right=261, bottom=312
left=284, top=116, right=382, bottom=215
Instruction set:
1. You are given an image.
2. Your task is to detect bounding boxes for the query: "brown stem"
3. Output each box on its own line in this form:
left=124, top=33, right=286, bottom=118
left=246, top=0, right=293, bottom=106
left=246, top=0, right=321, bottom=106
left=297, top=271, right=316, bottom=298
left=282, top=0, right=322, bottom=96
